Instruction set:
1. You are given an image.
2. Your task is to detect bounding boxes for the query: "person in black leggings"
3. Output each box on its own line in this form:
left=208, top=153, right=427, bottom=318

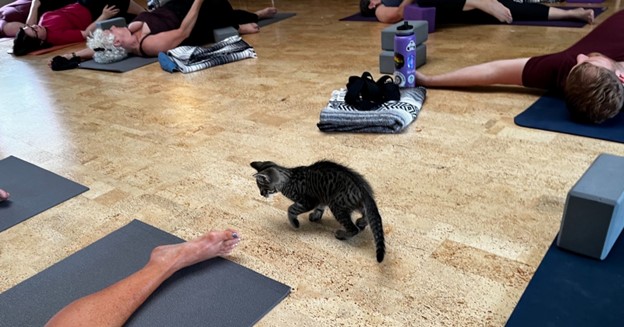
left=416, top=0, right=594, bottom=25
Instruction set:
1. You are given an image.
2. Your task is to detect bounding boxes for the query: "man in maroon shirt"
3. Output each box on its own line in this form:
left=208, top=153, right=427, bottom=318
left=416, top=9, right=624, bottom=124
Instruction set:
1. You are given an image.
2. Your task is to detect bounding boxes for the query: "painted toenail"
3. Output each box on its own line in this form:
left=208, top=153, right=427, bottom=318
left=232, top=232, right=238, bottom=239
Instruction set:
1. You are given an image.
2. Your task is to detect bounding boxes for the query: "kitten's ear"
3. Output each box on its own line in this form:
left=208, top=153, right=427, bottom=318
left=250, top=161, right=277, bottom=172
left=253, top=172, right=271, bottom=184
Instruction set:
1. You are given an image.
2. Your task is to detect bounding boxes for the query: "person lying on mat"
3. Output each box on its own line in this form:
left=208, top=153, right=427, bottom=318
left=0, top=0, right=75, bottom=38
left=359, top=0, right=594, bottom=24
left=50, top=0, right=277, bottom=67
left=12, top=0, right=146, bottom=55
left=0, top=188, right=9, bottom=202
left=45, top=228, right=240, bottom=327
left=415, top=9, right=624, bottom=124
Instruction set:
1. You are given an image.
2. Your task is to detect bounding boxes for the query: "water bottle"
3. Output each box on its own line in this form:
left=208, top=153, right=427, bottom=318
left=394, top=21, right=416, bottom=88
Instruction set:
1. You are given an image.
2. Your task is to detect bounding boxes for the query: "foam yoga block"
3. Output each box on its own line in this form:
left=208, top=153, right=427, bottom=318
left=380, top=20, right=429, bottom=51
left=557, top=153, right=624, bottom=260
left=213, top=27, right=239, bottom=43
left=403, top=5, right=436, bottom=33
left=379, top=44, right=427, bottom=74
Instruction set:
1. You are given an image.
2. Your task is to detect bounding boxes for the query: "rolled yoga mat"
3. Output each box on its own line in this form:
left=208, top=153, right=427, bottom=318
left=514, top=93, right=624, bottom=143
left=0, top=156, right=89, bottom=232
left=0, top=219, right=291, bottom=327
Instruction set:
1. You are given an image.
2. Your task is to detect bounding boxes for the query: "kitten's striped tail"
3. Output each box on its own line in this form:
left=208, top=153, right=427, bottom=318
left=362, top=191, right=385, bottom=263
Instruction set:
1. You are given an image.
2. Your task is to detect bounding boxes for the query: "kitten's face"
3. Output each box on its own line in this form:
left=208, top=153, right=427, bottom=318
left=255, top=176, right=277, bottom=198
left=251, top=161, right=280, bottom=198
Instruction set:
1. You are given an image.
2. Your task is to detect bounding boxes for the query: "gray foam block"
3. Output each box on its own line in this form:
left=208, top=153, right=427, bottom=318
left=213, top=27, right=239, bottom=43
left=557, top=153, right=624, bottom=260
left=379, top=43, right=427, bottom=74
left=0, top=156, right=88, bottom=232
left=381, top=20, right=428, bottom=52
left=0, top=220, right=291, bottom=327
left=96, top=17, right=127, bottom=30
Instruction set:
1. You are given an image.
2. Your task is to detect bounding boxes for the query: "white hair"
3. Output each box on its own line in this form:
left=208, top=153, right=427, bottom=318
left=87, top=29, right=128, bottom=64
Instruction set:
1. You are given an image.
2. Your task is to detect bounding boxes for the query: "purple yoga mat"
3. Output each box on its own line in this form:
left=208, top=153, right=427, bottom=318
left=340, top=6, right=605, bottom=28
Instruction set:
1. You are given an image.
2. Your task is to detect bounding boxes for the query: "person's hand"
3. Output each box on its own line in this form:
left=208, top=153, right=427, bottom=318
left=415, top=71, right=430, bottom=87
left=32, top=0, right=41, bottom=9
left=101, top=5, right=120, bottom=19
left=477, top=0, right=512, bottom=23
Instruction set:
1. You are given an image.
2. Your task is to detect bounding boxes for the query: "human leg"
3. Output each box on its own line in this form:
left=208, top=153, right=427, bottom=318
left=45, top=229, right=240, bottom=327
left=548, top=7, right=594, bottom=23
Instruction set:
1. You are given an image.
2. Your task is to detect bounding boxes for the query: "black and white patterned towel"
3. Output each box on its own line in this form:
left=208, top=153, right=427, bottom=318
left=164, top=36, right=256, bottom=74
left=317, top=87, right=426, bottom=133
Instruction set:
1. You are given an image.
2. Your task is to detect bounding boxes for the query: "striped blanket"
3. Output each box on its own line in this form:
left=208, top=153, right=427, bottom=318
left=317, top=87, right=426, bottom=133
left=159, top=36, right=256, bottom=73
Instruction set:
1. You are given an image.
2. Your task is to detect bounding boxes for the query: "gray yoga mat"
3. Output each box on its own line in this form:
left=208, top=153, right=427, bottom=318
left=0, top=219, right=291, bottom=327
left=79, top=56, right=159, bottom=73
left=0, top=156, right=88, bottom=232
left=258, top=12, right=296, bottom=27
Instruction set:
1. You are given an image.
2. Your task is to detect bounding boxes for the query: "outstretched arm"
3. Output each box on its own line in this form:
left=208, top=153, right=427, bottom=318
left=45, top=229, right=240, bottom=327
left=25, top=0, right=41, bottom=25
left=138, top=0, right=205, bottom=56
left=417, top=58, right=529, bottom=87
left=375, top=0, right=414, bottom=24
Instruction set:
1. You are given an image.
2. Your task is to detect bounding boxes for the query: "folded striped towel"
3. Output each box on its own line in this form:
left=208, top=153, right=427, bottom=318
left=317, top=87, right=426, bottom=133
left=159, top=36, right=256, bottom=73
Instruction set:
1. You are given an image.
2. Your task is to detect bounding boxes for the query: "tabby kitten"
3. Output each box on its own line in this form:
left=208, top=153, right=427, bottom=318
left=250, top=160, right=386, bottom=262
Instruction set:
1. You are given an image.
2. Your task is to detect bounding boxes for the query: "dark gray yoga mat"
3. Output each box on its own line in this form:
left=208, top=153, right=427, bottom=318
left=0, top=156, right=88, bottom=232
left=79, top=56, right=159, bottom=73
left=258, top=12, right=296, bottom=27
left=0, top=219, right=291, bottom=327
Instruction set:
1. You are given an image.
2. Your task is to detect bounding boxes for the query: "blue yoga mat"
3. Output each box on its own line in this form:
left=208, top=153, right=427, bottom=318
left=0, top=219, right=291, bottom=327
left=514, top=93, right=624, bottom=143
left=506, top=234, right=624, bottom=326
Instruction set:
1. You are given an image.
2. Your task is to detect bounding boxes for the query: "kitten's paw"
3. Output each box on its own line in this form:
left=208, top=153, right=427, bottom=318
left=289, top=218, right=300, bottom=228
left=335, top=229, right=357, bottom=240
left=309, top=210, right=323, bottom=222
left=355, top=218, right=367, bottom=230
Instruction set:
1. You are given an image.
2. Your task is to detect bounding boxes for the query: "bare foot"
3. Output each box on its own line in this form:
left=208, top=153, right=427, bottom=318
left=239, top=23, right=260, bottom=35
left=255, top=7, right=277, bottom=20
left=570, top=8, right=595, bottom=24
left=150, top=229, right=240, bottom=272
left=0, top=189, right=9, bottom=202
left=472, top=0, right=512, bottom=24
